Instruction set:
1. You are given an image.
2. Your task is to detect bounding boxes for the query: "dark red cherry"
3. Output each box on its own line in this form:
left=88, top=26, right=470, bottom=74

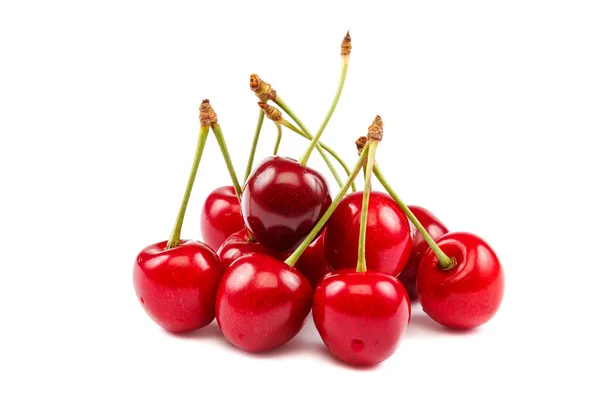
left=133, top=240, right=224, bottom=333
left=200, top=186, right=244, bottom=251
left=313, top=269, right=411, bottom=366
left=217, top=229, right=288, bottom=268
left=215, top=253, right=313, bottom=352
left=241, top=156, right=332, bottom=252
left=399, top=205, right=449, bottom=300
left=324, top=191, right=412, bottom=276
left=417, top=232, right=504, bottom=329
left=295, top=231, right=332, bottom=288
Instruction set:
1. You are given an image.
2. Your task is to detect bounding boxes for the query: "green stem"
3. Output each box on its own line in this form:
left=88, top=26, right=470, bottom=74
left=285, top=144, right=370, bottom=267
left=244, top=109, right=265, bottom=183
left=297, top=57, right=349, bottom=165
left=280, top=119, right=356, bottom=192
left=273, top=123, right=282, bottom=155
left=211, top=123, right=243, bottom=201
left=356, top=142, right=378, bottom=273
left=275, top=96, right=344, bottom=189
left=374, top=165, right=455, bottom=270
left=167, top=126, right=210, bottom=249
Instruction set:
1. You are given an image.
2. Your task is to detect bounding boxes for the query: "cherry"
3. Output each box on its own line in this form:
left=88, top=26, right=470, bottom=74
left=399, top=205, right=449, bottom=300
left=295, top=231, right=332, bottom=288
left=241, top=156, right=332, bottom=252
left=324, top=191, right=412, bottom=276
left=215, top=253, right=312, bottom=352
left=200, top=186, right=244, bottom=251
left=417, top=232, right=504, bottom=329
left=313, top=270, right=411, bottom=366
left=133, top=240, right=223, bottom=332
left=217, top=228, right=287, bottom=268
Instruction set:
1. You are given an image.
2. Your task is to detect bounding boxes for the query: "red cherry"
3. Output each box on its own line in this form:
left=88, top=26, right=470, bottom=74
left=399, top=205, right=449, bottom=300
left=200, top=186, right=244, bottom=251
left=324, top=191, right=412, bottom=276
left=215, top=253, right=312, bottom=352
left=313, top=270, right=411, bottom=366
left=417, top=232, right=504, bottom=329
left=241, top=156, right=332, bottom=252
left=217, top=229, right=288, bottom=268
left=133, top=240, right=224, bottom=333
left=295, top=231, right=332, bottom=288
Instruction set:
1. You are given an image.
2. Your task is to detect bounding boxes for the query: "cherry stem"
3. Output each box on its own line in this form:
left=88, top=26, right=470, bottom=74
left=244, top=109, right=265, bottom=183
left=280, top=119, right=356, bottom=192
left=285, top=143, right=370, bottom=267
left=166, top=126, right=210, bottom=249
left=373, top=165, right=455, bottom=270
left=275, top=96, right=344, bottom=188
left=273, top=122, right=282, bottom=155
left=297, top=55, right=349, bottom=166
left=356, top=141, right=378, bottom=273
left=211, top=123, right=243, bottom=202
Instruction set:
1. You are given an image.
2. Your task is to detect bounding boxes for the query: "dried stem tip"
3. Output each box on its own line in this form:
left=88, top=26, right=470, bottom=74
left=258, top=102, right=282, bottom=122
left=367, top=115, right=383, bottom=142
left=341, top=31, right=352, bottom=56
left=355, top=136, right=368, bottom=155
left=199, top=99, right=218, bottom=126
left=250, top=74, right=277, bottom=101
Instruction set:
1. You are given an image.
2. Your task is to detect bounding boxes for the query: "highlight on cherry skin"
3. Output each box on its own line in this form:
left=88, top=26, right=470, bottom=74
left=217, top=228, right=288, bottom=268
left=200, top=185, right=244, bottom=251
left=417, top=231, right=504, bottom=330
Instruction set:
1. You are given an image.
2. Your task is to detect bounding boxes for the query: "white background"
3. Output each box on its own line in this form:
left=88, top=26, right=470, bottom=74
left=1, top=1, right=599, bottom=399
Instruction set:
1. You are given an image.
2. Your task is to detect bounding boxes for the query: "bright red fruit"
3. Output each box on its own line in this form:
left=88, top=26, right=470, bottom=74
left=217, top=229, right=287, bottom=268
left=417, top=232, right=504, bottom=329
left=215, top=253, right=313, bottom=352
left=324, top=191, right=412, bottom=276
left=200, top=186, right=244, bottom=251
left=313, top=270, right=411, bottom=366
left=295, top=231, right=332, bottom=288
left=241, top=156, right=332, bottom=252
left=399, top=205, right=449, bottom=300
left=133, top=240, right=224, bottom=333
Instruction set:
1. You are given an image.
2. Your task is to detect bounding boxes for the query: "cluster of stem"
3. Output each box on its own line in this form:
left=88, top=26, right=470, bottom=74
left=250, top=74, right=277, bottom=102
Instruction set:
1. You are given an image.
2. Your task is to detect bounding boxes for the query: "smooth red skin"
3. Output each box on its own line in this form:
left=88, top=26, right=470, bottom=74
left=200, top=186, right=244, bottom=252
left=295, top=231, right=332, bottom=288
left=399, top=205, right=449, bottom=300
left=417, top=232, right=504, bottom=330
left=241, top=156, right=332, bottom=252
left=313, top=270, right=411, bottom=366
left=217, top=229, right=288, bottom=268
left=133, top=240, right=224, bottom=333
left=215, top=253, right=313, bottom=353
left=324, top=191, right=413, bottom=276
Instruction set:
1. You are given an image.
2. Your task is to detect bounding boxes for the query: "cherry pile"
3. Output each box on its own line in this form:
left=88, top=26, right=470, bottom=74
left=133, top=32, right=505, bottom=367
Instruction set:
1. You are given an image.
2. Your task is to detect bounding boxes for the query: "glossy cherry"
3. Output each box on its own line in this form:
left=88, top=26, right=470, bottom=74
left=324, top=191, right=412, bottom=276
left=399, top=205, right=449, bottom=300
left=417, top=232, right=504, bottom=329
left=295, top=231, right=332, bottom=288
left=241, top=156, right=332, bottom=252
left=313, top=270, right=411, bottom=366
left=200, top=186, right=244, bottom=251
left=217, top=228, right=287, bottom=268
left=215, top=253, right=313, bottom=352
left=133, top=240, right=223, bottom=332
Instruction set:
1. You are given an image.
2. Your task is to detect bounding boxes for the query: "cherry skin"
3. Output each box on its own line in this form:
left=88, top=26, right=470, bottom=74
left=324, top=191, right=412, bottom=276
left=313, top=270, right=411, bottom=366
left=200, top=186, right=244, bottom=252
left=417, top=232, right=504, bottom=329
left=241, top=156, right=332, bottom=252
left=399, top=205, right=449, bottom=300
left=217, top=228, right=288, bottom=268
left=295, top=231, right=332, bottom=288
left=133, top=240, right=224, bottom=333
left=215, top=253, right=313, bottom=352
